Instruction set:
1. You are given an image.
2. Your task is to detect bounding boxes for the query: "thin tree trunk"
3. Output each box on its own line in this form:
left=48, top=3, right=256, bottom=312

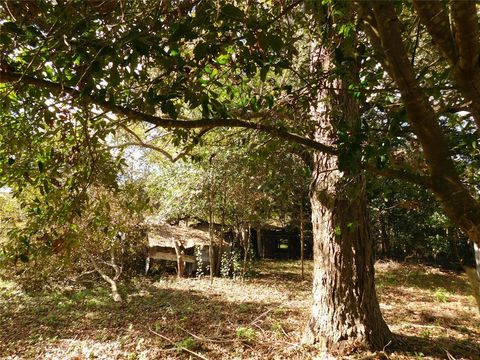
left=257, top=228, right=264, bottom=258
left=87, top=253, right=122, bottom=302
left=242, top=225, right=251, bottom=280
left=300, top=201, right=305, bottom=280
left=217, top=188, right=226, bottom=276
left=379, top=213, right=390, bottom=259
left=209, top=192, right=214, bottom=284
left=464, top=244, right=480, bottom=311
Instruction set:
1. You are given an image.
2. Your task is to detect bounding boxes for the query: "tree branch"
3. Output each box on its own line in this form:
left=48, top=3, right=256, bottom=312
left=412, top=0, right=457, bottom=65
left=450, top=1, right=480, bottom=72
left=413, top=0, right=480, bottom=129
left=362, top=163, right=432, bottom=189
left=0, top=70, right=337, bottom=155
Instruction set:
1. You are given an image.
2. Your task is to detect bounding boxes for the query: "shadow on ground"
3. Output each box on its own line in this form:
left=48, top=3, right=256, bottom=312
left=390, top=333, right=480, bottom=360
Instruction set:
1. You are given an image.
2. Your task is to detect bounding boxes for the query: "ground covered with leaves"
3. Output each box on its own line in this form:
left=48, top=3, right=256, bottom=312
left=1, top=260, right=479, bottom=359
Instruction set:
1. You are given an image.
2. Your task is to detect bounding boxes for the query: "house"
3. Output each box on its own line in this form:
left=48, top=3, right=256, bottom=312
left=145, top=223, right=227, bottom=277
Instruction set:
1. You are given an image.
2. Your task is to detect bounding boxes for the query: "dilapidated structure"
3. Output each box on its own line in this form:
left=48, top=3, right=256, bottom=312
left=146, top=223, right=227, bottom=277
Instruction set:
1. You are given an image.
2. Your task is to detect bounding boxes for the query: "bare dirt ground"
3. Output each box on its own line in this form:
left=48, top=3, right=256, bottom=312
left=0, top=260, right=479, bottom=359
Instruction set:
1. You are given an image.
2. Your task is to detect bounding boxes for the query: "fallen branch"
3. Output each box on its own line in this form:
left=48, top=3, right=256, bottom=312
left=177, top=326, right=235, bottom=344
left=250, top=306, right=280, bottom=325
left=148, top=327, right=209, bottom=360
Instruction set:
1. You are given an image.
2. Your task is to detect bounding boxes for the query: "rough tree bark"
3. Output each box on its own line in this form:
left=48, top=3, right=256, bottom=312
left=303, top=22, right=391, bottom=351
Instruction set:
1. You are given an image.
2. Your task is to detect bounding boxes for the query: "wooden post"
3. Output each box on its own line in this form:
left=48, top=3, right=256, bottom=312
left=173, top=241, right=185, bottom=278
left=257, top=228, right=264, bottom=258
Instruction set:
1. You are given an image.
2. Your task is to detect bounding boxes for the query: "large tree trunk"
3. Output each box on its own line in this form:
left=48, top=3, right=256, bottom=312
left=304, top=32, right=391, bottom=351
left=305, top=161, right=391, bottom=351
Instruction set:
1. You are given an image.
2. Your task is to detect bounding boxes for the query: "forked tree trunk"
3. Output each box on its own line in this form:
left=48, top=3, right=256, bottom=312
left=87, top=252, right=122, bottom=302
left=304, top=31, right=391, bottom=352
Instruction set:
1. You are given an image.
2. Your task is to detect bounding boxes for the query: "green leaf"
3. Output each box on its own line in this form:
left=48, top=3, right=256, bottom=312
left=334, top=225, right=342, bottom=236
left=216, top=54, right=230, bottom=65
left=110, top=67, right=120, bottom=87
left=268, top=34, right=283, bottom=52
left=161, top=100, right=178, bottom=120
left=2, top=22, right=24, bottom=35
left=260, top=66, right=269, bottom=82
left=38, top=161, right=45, bottom=173
left=132, top=38, right=150, bottom=56
left=221, top=4, right=245, bottom=20
left=194, top=42, right=209, bottom=61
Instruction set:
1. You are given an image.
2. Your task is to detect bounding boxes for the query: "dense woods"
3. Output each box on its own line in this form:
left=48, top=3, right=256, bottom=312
left=1, top=1, right=480, bottom=359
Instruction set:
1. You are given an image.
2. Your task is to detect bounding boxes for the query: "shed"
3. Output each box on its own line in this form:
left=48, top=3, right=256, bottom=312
left=146, top=223, right=227, bottom=276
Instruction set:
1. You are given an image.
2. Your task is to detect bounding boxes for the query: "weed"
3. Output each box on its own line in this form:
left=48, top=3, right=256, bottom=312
left=127, top=352, right=139, bottom=360
left=434, top=288, right=450, bottom=302
left=238, top=303, right=252, bottom=313
left=175, top=337, right=197, bottom=353
left=273, top=307, right=286, bottom=316
left=270, top=320, right=284, bottom=337
left=85, top=298, right=106, bottom=307
left=384, top=276, right=399, bottom=285
left=236, top=326, right=258, bottom=343
left=420, top=329, right=431, bottom=339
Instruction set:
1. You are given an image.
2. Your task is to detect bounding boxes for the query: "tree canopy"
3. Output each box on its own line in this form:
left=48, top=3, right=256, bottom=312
left=1, top=0, right=480, bottom=354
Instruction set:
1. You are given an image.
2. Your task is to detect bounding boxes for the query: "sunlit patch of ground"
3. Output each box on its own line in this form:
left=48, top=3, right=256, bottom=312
left=0, top=260, right=479, bottom=359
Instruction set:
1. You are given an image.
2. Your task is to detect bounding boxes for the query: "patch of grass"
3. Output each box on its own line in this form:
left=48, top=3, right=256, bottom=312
left=384, top=275, right=400, bottom=285
left=175, top=337, right=198, bottom=353
left=270, top=320, right=284, bottom=337
left=236, top=326, right=258, bottom=343
left=420, top=329, right=431, bottom=339
left=127, top=352, right=140, bottom=360
left=85, top=297, right=108, bottom=308
left=272, top=307, right=286, bottom=316
left=434, top=287, right=450, bottom=302
left=238, top=303, right=252, bottom=313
